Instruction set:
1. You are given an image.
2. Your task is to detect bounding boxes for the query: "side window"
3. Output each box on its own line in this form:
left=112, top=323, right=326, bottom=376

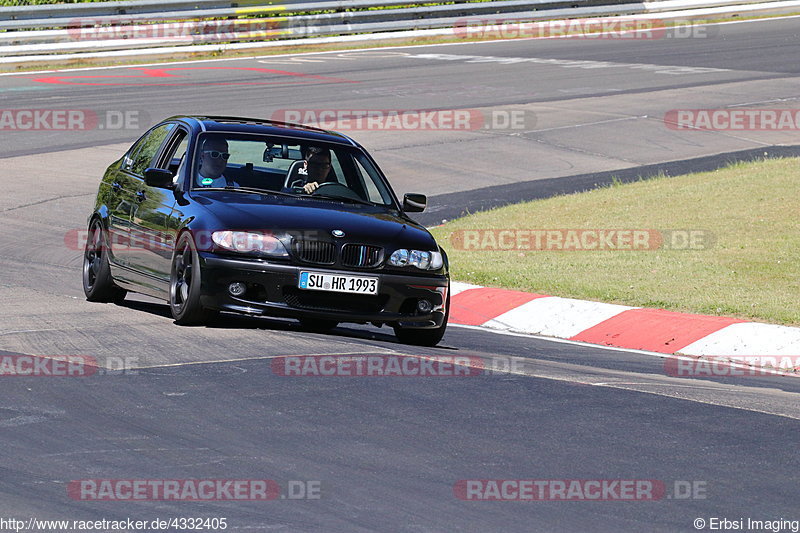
left=157, top=128, right=189, bottom=175
left=355, top=159, right=382, bottom=203
left=328, top=151, right=344, bottom=184
left=353, top=153, right=393, bottom=205
left=122, top=134, right=147, bottom=171
left=129, top=123, right=174, bottom=175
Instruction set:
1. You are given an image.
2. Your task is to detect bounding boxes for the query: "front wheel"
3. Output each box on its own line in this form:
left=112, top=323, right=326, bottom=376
left=82, top=219, right=126, bottom=303
left=393, top=292, right=449, bottom=347
left=170, top=232, right=217, bottom=326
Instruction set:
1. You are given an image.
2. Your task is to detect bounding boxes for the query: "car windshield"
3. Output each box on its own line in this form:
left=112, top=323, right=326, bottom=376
left=191, top=132, right=396, bottom=207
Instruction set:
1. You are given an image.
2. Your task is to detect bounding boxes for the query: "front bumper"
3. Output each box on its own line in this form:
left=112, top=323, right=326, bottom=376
left=199, top=253, right=449, bottom=328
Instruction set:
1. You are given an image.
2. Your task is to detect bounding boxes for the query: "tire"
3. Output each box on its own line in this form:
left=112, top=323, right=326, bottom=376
left=298, top=318, right=339, bottom=332
left=170, top=232, right=217, bottom=326
left=82, top=219, right=126, bottom=303
left=393, top=291, right=449, bottom=347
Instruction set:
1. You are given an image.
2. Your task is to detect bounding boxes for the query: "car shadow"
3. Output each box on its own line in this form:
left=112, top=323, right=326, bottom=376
left=115, top=296, right=456, bottom=349
left=116, top=299, right=173, bottom=319
left=209, top=312, right=459, bottom=350
left=209, top=311, right=412, bottom=346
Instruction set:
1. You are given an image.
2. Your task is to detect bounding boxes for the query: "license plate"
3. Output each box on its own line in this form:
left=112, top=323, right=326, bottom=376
left=299, top=271, right=379, bottom=295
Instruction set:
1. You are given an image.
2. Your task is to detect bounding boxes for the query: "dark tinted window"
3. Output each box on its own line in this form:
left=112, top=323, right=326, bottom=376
left=128, top=123, right=174, bottom=175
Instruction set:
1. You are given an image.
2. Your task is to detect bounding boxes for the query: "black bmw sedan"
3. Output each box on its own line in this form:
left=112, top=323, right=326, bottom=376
left=83, top=116, right=449, bottom=346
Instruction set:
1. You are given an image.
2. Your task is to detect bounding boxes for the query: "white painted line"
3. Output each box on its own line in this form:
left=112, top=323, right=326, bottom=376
left=404, top=52, right=730, bottom=75
left=523, top=115, right=646, bottom=135
left=125, top=349, right=404, bottom=370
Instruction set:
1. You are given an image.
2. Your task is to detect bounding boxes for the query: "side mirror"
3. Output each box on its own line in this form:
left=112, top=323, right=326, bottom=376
left=403, top=193, right=427, bottom=213
left=144, top=167, right=174, bottom=189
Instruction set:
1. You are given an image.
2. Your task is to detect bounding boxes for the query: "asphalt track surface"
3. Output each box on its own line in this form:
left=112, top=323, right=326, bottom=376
left=1, top=17, right=800, bottom=532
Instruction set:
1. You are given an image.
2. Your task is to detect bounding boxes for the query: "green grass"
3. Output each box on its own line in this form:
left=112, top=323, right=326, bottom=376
left=431, top=158, right=800, bottom=326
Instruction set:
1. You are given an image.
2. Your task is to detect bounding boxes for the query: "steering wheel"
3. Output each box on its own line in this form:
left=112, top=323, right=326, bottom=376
left=309, top=182, right=364, bottom=201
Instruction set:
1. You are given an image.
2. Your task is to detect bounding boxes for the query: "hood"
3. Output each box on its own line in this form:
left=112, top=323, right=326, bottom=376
left=190, top=190, right=437, bottom=250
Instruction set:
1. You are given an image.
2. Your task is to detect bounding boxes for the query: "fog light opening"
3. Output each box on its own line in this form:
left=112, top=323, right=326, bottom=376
left=417, top=299, right=433, bottom=314
left=229, top=282, right=247, bottom=297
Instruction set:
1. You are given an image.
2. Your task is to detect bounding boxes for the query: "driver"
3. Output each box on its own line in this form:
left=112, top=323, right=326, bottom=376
left=300, top=146, right=332, bottom=194
left=197, top=136, right=238, bottom=188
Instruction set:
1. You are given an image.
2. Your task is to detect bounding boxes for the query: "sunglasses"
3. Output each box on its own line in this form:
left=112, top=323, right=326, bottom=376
left=203, top=150, right=231, bottom=160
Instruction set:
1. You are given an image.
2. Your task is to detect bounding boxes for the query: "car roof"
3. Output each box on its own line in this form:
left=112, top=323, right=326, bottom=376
left=166, top=115, right=358, bottom=147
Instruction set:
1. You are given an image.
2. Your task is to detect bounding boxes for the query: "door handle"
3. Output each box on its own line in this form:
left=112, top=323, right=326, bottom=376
left=111, top=182, right=123, bottom=192
left=136, top=190, right=146, bottom=202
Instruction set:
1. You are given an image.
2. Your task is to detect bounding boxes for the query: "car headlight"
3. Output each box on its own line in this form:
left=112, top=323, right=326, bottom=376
left=211, top=231, right=288, bottom=256
left=389, top=248, right=409, bottom=266
left=429, top=251, right=444, bottom=270
left=389, top=249, right=443, bottom=270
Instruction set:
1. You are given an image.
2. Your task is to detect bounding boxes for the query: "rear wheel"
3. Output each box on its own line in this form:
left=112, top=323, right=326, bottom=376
left=393, top=292, right=449, bottom=347
left=298, top=318, right=339, bottom=332
left=170, top=232, right=217, bottom=326
left=82, top=219, right=126, bottom=303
